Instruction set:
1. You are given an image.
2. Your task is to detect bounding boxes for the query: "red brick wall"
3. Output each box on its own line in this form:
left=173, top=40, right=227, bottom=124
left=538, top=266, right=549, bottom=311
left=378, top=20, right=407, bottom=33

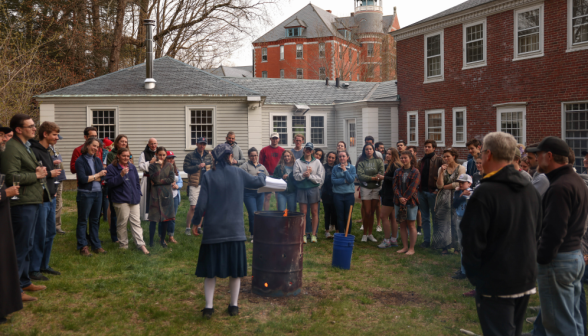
left=397, top=0, right=588, bottom=158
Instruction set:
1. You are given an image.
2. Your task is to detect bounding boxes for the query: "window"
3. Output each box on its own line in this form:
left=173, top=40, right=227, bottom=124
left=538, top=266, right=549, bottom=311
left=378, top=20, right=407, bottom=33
left=425, top=31, right=444, bottom=81
left=568, top=0, right=588, bottom=52
left=407, top=111, right=418, bottom=145
left=286, top=28, right=301, bottom=37
left=280, top=45, right=284, bottom=60
left=296, top=68, right=303, bottom=79
left=338, top=29, right=352, bottom=39
left=367, top=43, right=374, bottom=57
left=311, top=116, right=325, bottom=144
left=514, top=5, right=544, bottom=60
left=292, top=116, right=306, bottom=143
left=319, top=43, right=325, bottom=58
left=339, top=45, right=343, bottom=59
left=463, top=20, right=486, bottom=68
left=262, top=71, right=268, bottom=78
left=425, top=109, right=445, bottom=146
left=280, top=69, right=285, bottom=78
left=452, top=108, right=467, bottom=147
left=272, top=115, right=288, bottom=145
left=319, top=67, right=326, bottom=80
left=262, top=48, right=267, bottom=62
left=296, top=44, right=303, bottom=59
left=563, top=102, right=588, bottom=171
left=349, top=72, right=352, bottom=80
left=91, top=109, right=116, bottom=140
left=357, top=51, right=360, bottom=64
left=497, top=106, right=526, bottom=144
left=187, top=108, right=214, bottom=148
left=349, top=49, right=353, bottom=61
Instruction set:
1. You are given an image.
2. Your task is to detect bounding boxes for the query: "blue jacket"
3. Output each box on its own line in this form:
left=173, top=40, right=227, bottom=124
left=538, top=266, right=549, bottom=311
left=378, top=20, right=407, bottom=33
left=453, top=189, right=472, bottom=217
left=104, top=163, right=142, bottom=205
left=465, top=157, right=478, bottom=176
left=192, top=163, right=266, bottom=244
left=331, top=164, right=357, bottom=194
left=75, top=155, right=104, bottom=192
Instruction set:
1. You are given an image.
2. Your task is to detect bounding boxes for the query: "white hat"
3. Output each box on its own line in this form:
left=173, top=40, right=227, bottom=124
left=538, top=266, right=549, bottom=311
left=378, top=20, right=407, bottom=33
left=270, top=132, right=280, bottom=139
left=456, top=174, right=472, bottom=183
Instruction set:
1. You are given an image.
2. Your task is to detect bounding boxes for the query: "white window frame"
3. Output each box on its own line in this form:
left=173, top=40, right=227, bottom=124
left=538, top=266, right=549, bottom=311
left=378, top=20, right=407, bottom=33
left=513, top=4, right=544, bottom=61
left=296, top=44, right=303, bottom=59
left=280, top=45, right=285, bottom=60
left=262, top=71, right=268, bottom=78
left=185, top=106, right=216, bottom=150
left=86, top=106, right=119, bottom=140
left=561, top=101, right=588, bottom=170
left=496, top=105, right=526, bottom=145
left=452, top=107, right=467, bottom=147
left=262, top=48, right=268, bottom=62
left=462, top=19, right=487, bottom=69
left=269, top=112, right=328, bottom=147
left=424, top=30, right=444, bottom=84
left=567, top=0, right=588, bottom=52
left=367, top=43, right=374, bottom=57
left=407, top=111, right=419, bottom=146
left=297, top=68, right=303, bottom=79
left=280, top=69, right=285, bottom=78
left=425, top=109, right=445, bottom=147
left=319, top=67, right=326, bottom=80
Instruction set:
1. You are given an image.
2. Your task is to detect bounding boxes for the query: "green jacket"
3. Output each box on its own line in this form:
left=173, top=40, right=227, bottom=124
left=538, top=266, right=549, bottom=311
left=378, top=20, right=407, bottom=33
left=272, top=164, right=297, bottom=194
left=0, top=138, right=50, bottom=206
left=357, top=157, right=384, bottom=189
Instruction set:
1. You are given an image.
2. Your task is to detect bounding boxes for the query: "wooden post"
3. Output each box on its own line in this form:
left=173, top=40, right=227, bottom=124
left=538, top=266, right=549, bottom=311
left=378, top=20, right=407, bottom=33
left=345, top=206, right=353, bottom=237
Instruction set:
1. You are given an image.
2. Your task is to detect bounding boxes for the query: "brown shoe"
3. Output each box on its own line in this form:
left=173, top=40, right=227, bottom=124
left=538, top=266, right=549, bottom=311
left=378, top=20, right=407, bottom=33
left=80, top=246, right=92, bottom=257
left=92, top=247, right=107, bottom=254
left=22, top=284, right=46, bottom=292
left=21, top=292, right=38, bottom=301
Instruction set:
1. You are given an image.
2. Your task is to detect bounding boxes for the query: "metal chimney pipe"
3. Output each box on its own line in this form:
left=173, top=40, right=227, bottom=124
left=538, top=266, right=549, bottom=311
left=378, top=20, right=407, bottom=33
left=326, top=78, right=329, bottom=86
left=144, top=19, right=156, bottom=90
left=336, top=78, right=340, bottom=88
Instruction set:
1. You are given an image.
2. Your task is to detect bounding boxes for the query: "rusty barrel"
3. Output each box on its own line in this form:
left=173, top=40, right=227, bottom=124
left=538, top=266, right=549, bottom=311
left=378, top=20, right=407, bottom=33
left=252, top=211, right=305, bottom=297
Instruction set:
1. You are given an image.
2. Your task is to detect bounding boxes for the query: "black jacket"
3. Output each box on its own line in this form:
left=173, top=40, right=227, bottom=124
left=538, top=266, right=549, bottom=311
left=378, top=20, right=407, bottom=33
left=321, top=163, right=336, bottom=203
left=537, top=165, right=588, bottom=264
left=460, top=165, right=542, bottom=296
left=30, top=139, right=57, bottom=200
left=380, top=162, right=401, bottom=199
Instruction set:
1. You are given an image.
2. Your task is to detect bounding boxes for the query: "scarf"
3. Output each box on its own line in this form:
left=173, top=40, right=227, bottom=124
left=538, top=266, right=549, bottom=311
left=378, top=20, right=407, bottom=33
left=420, top=152, right=435, bottom=191
left=143, top=144, right=156, bottom=163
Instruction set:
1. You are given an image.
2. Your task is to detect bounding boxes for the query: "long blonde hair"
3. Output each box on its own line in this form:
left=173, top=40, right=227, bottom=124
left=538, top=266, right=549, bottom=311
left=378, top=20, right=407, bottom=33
left=386, top=147, right=401, bottom=173
left=277, top=150, right=295, bottom=172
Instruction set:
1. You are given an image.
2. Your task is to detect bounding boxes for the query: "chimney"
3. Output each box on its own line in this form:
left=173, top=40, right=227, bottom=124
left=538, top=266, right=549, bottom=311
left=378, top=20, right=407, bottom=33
left=351, top=12, right=354, bottom=17
left=335, top=78, right=340, bottom=88
left=326, top=10, right=332, bottom=13
left=325, top=78, right=329, bottom=86
left=144, top=19, right=156, bottom=90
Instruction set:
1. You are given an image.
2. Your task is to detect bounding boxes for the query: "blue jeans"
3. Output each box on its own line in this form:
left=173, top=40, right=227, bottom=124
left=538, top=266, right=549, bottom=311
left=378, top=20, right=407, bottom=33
left=333, top=193, right=355, bottom=235
left=305, top=202, right=321, bottom=235
left=536, top=250, right=585, bottom=336
left=277, top=192, right=297, bottom=212
left=30, top=198, right=57, bottom=273
left=244, top=190, right=264, bottom=235
left=108, top=189, right=118, bottom=242
left=101, top=185, right=109, bottom=221
left=418, top=191, right=437, bottom=243
left=12, top=204, right=41, bottom=289
left=76, top=191, right=103, bottom=250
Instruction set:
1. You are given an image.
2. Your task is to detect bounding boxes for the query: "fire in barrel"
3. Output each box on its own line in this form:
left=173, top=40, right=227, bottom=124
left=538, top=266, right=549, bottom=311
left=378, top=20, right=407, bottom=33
left=252, top=211, right=305, bottom=297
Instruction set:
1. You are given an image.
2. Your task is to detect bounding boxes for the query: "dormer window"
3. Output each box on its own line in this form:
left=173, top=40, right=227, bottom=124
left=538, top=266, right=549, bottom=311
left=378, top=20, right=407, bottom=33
left=286, top=28, right=302, bottom=37
left=338, top=29, right=352, bottom=40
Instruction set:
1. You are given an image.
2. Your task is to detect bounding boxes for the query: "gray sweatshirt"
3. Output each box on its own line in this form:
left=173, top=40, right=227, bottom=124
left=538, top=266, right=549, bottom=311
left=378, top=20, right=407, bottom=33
left=240, top=161, right=269, bottom=190
left=293, top=156, right=325, bottom=189
left=230, top=142, right=246, bottom=166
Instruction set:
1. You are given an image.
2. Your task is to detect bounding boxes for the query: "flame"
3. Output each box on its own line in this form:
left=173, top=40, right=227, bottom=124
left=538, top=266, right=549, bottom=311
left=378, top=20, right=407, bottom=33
left=264, top=283, right=269, bottom=287
left=283, top=209, right=288, bottom=217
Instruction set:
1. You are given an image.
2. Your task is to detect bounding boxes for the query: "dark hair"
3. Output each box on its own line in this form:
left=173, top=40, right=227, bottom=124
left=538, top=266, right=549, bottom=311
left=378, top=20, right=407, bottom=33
left=9, top=114, right=32, bottom=131
left=359, top=143, right=375, bottom=162
left=397, top=140, right=406, bottom=146
left=374, top=142, right=384, bottom=151
left=365, top=135, right=375, bottom=143
left=112, top=147, right=131, bottom=167
left=525, top=143, right=540, bottom=154
left=155, top=146, right=167, bottom=156
left=314, top=148, right=324, bottom=163
left=81, top=138, right=100, bottom=155
left=38, top=122, right=60, bottom=140
left=424, top=139, right=438, bottom=149
left=568, top=147, right=575, bottom=167
left=226, top=131, right=235, bottom=137
left=336, top=149, right=352, bottom=165
left=442, top=148, right=459, bottom=160
left=466, top=139, right=481, bottom=148
left=248, top=147, right=258, bottom=156
left=325, top=151, right=337, bottom=165
left=113, top=134, right=128, bottom=150
left=407, top=145, right=417, bottom=152
left=400, top=150, right=417, bottom=168
left=84, top=127, right=97, bottom=137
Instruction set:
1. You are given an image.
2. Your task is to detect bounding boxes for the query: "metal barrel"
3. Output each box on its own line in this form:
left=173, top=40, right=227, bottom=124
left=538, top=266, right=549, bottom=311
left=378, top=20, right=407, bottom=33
left=252, top=211, right=305, bottom=297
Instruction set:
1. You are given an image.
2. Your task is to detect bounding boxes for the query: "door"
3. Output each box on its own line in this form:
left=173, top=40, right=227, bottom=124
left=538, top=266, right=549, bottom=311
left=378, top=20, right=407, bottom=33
left=345, top=119, right=357, bottom=155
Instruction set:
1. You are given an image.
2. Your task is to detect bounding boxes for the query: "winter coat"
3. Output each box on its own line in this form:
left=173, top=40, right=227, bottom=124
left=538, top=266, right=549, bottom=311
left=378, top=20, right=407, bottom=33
left=104, top=163, right=142, bottom=205
left=30, top=139, right=57, bottom=200
left=293, top=156, right=325, bottom=189
left=418, top=154, right=444, bottom=193
left=183, top=150, right=213, bottom=188
left=148, top=161, right=176, bottom=222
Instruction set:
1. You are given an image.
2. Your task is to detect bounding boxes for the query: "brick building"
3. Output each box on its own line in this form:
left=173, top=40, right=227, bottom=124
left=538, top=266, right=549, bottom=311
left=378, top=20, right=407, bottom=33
left=390, top=0, right=588, bottom=170
left=252, top=1, right=400, bottom=82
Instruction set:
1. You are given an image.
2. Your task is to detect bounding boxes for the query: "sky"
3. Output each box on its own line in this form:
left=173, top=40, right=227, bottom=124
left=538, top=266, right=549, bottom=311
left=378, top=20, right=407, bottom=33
left=226, top=0, right=468, bottom=66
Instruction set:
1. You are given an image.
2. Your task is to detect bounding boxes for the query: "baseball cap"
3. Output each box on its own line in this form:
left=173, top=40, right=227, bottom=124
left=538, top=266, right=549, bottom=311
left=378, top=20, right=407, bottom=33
left=197, top=137, right=207, bottom=144
left=166, top=151, right=176, bottom=158
left=103, top=137, right=113, bottom=147
left=456, top=174, right=472, bottom=183
left=270, top=132, right=280, bottom=139
left=0, top=125, right=11, bottom=134
left=58, top=134, right=63, bottom=140
left=304, top=142, right=314, bottom=150
left=526, top=136, right=569, bottom=156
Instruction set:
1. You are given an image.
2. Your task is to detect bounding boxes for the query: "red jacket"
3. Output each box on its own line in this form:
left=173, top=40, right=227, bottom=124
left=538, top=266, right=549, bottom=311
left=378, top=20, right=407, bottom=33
left=70, top=145, right=103, bottom=174
left=259, top=145, right=284, bottom=175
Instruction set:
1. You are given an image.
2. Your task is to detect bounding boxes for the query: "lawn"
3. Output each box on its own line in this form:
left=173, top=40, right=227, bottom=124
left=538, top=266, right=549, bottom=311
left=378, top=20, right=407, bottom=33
left=1, top=190, right=541, bottom=336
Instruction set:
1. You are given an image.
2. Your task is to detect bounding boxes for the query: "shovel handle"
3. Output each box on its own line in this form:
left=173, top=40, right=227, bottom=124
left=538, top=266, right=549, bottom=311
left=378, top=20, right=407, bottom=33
left=345, top=206, right=353, bottom=237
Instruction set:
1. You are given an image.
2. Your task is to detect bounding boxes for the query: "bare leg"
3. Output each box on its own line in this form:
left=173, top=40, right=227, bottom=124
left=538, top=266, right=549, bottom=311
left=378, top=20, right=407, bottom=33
left=381, top=205, right=394, bottom=239
left=367, top=200, right=379, bottom=235
left=362, top=200, right=371, bottom=236
left=390, top=208, right=398, bottom=240
left=417, top=210, right=422, bottom=232
left=375, top=202, right=381, bottom=227
left=300, top=203, right=308, bottom=229
left=311, top=203, right=319, bottom=236
left=186, top=205, right=195, bottom=229
left=397, top=221, right=409, bottom=253
left=406, top=220, right=417, bottom=255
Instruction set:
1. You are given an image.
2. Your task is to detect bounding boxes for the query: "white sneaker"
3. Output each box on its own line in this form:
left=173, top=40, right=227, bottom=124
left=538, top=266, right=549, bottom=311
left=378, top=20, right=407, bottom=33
left=376, top=225, right=382, bottom=232
left=250, top=235, right=254, bottom=243
left=417, top=232, right=422, bottom=236
left=377, top=240, right=391, bottom=249
left=303, top=236, right=307, bottom=244
left=361, top=235, right=368, bottom=242
left=360, top=225, right=364, bottom=230
left=329, top=225, right=335, bottom=232
left=325, top=232, right=332, bottom=238
left=367, top=235, right=377, bottom=242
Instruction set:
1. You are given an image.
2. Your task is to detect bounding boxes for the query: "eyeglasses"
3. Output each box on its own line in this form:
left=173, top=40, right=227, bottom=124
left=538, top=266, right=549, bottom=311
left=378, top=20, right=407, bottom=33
left=22, top=125, right=36, bottom=129
left=249, top=154, right=258, bottom=157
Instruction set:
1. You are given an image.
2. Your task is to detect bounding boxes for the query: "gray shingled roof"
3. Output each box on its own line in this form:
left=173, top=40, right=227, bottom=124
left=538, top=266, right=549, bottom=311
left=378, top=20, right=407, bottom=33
left=370, top=80, right=398, bottom=101
left=202, top=65, right=252, bottom=78
left=37, top=57, right=259, bottom=97
left=403, top=0, right=497, bottom=29
left=225, top=77, right=397, bottom=105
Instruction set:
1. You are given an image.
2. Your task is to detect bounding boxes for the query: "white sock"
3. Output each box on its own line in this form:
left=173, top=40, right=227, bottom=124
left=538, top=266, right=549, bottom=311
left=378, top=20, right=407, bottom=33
left=390, top=237, right=397, bottom=243
left=204, top=277, right=216, bottom=309
left=229, top=277, right=241, bottom=307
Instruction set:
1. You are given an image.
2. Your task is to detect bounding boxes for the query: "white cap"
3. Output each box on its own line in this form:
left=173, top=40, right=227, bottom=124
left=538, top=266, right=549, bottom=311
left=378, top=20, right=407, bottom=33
left=270, top=132, right=280, bottom=138
left=456, top=174, right=472, bottom=183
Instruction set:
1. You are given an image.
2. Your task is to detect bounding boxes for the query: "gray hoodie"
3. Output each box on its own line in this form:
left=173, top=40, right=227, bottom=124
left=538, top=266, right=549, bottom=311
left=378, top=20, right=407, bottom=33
left=293, top=156, right=325, bottom=189
left=229, top=142, right=245, bottom=166
left=240, top=161, right=269, bottom=190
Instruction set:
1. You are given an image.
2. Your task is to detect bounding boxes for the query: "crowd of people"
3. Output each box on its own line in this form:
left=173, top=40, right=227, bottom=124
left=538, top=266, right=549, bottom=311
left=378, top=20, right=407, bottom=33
left=1, top=113, right=588, bottom=334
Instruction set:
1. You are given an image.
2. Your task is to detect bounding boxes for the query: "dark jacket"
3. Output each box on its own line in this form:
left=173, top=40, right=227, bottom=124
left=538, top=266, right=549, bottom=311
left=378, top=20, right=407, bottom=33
left=75, top=155, right=104, bottom=192
left=393, top=167, right=421, bottom=206
left=418, top=154, right=443, bottom=193
left=465, top=157, right=479, bottom=176
left=460, top=165, right=542, bottom=296
left=321, top=163, right=336, bottom=203
left=380, top=163, right=402, bottom=199
left=30, top=140, right=57, bottom=200
left=104, top=163, right=142, bottom=205
left=192, top=163, right=266, bottom=244
left=183, top=149, right=213, bottom=188
left=272, top=164, right=297, bottom=194
left=537, top=165, right=588, bottom=264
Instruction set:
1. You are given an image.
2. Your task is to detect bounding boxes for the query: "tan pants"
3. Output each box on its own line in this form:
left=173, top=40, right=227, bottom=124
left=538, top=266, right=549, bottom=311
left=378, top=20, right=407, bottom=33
left=112, top=203, right=146, bottom=247
left=55, top=183, right=63, bottom=230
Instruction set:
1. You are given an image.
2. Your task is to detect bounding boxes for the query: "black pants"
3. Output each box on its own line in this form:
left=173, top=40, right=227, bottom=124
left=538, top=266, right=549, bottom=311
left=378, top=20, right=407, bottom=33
left=323, top=202, right=337, bottom=231
left=475, top=290, right=530, bottom=336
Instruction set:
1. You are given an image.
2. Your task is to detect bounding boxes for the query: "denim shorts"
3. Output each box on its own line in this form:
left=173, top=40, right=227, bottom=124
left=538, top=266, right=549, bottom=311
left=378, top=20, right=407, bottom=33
left=394, top=204, right=418, bottom=221
left=297, top=187, right=320, bottom=204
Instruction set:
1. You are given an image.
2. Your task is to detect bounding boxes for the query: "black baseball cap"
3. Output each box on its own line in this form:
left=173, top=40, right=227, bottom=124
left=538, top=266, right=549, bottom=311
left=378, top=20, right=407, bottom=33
left=0, top=125, right=11, bottom=134
left=526, top=136, right=569, bottom=156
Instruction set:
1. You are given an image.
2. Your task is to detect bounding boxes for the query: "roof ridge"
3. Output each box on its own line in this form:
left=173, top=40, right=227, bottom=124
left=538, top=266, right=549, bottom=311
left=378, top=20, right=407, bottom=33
left=253, top=3, right=316, bottom=43
left=363, top=83, right=380, bottom=101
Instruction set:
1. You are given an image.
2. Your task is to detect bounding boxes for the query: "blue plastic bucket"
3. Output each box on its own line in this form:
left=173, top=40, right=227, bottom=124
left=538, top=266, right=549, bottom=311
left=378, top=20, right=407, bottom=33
left=332, top=233, right=355, bottom=269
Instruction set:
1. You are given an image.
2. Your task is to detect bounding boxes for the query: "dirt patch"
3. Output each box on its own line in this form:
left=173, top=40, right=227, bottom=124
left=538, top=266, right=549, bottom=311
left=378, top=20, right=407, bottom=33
left=370, top=289, right=424, bottom=306
left=239, top=276, right=327, bottom=306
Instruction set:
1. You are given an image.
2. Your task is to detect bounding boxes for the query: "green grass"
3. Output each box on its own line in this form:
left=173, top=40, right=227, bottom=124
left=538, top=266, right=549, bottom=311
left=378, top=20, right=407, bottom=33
left=0, top=191, right=541, bottom=335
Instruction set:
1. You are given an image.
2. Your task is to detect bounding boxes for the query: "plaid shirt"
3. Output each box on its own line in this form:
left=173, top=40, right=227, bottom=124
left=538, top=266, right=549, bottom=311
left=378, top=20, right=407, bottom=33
left=393, top=167, right=421, bottom=206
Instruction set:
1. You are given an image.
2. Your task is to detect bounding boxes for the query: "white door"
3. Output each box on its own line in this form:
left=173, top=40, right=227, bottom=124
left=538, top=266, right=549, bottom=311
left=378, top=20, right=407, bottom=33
left=345, top=119, right=357, bottom=154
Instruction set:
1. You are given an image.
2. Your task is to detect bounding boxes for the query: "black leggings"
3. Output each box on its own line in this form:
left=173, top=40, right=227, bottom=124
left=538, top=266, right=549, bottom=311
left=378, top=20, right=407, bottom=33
left=323, top=202, right=337, bottom=230
left=149, top=221, right=167, bottom=246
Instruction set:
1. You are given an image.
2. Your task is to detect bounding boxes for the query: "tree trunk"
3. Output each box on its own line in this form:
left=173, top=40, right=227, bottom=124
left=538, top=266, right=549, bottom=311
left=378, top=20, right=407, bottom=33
left=91, top=0, right=103, bottom=75
left=109, top=0, right=128, bottom=73
left=135, top=0, right=149, bottom=64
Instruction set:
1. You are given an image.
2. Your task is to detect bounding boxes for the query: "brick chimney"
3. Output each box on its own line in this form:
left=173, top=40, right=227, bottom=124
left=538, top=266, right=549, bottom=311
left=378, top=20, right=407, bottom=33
left=326, top=10, right=332, bottom=13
